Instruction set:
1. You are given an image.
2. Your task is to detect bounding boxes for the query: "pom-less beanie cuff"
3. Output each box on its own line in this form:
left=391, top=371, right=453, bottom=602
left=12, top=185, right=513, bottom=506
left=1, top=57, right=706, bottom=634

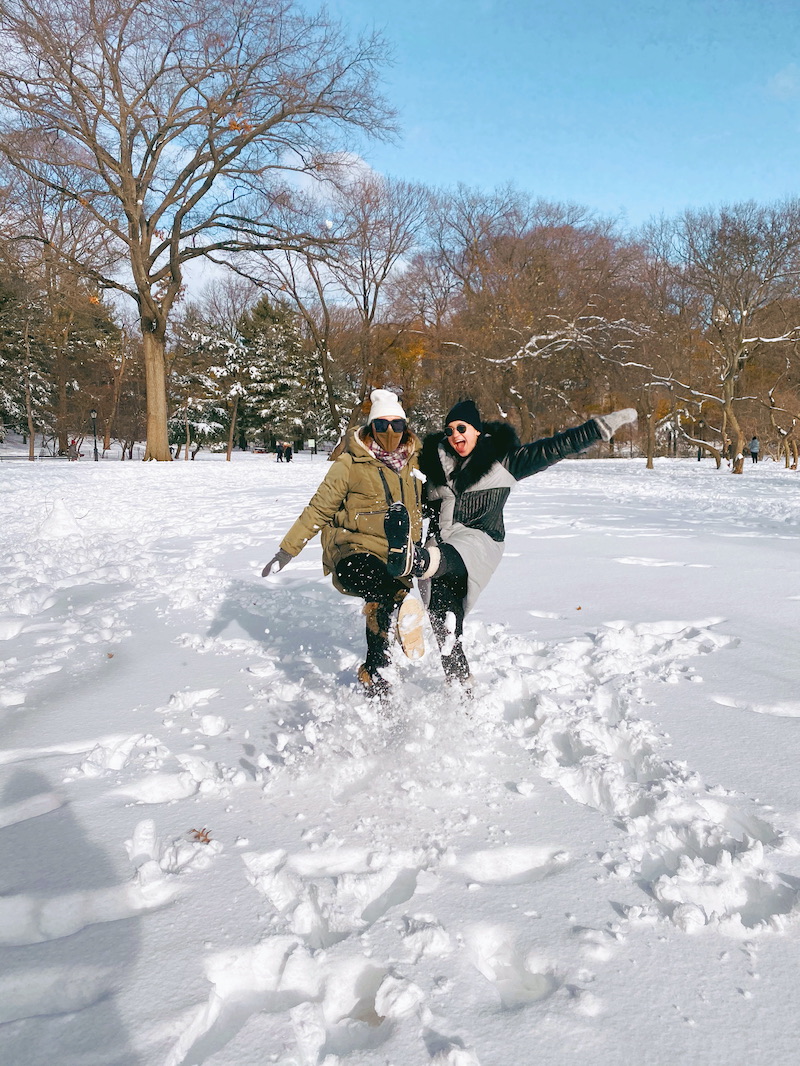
left=445, top=399, right=481, bottom=431
left=368, top=389, right=406, bottom=423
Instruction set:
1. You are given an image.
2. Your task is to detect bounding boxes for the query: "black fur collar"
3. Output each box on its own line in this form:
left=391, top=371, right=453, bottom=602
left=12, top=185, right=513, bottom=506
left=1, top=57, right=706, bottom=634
left=420, top=420, right=521, bottom=493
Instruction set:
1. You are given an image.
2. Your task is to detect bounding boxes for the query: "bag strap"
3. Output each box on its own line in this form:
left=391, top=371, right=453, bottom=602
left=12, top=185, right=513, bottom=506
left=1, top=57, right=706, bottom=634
left=378, top=468, right=395, bottom=507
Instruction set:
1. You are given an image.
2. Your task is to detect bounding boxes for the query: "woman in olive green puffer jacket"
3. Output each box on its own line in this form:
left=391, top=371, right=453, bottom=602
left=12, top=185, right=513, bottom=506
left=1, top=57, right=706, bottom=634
left=261, top=390, right=424, bottom=697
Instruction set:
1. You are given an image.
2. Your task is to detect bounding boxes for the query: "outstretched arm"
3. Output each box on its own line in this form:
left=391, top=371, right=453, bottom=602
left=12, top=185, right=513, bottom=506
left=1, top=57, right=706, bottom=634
left=505, top=419, right=603, bottom=480
left=506, top=409, right=637, bottom=481
left=262, top=457, right=352, bottom=577
left=279, top=457, right=352, bottom=556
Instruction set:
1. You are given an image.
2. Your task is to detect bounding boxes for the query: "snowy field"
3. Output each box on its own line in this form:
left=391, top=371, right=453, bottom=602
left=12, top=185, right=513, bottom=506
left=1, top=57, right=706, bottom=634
left=2, top=451, right=800, bottom=1066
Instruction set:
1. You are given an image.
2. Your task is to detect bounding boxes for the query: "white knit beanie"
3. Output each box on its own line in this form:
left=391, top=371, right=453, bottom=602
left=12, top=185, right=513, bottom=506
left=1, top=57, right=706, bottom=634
left=367, top=389, right=406, bottom=423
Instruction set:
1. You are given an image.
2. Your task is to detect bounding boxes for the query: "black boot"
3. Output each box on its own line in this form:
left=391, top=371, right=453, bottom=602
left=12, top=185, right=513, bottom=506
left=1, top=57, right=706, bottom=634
left=357, top=662, right=391, bottom=701
left=429, top=578, right=472, bottom=696
left=441, top=642, right=473, bottom=697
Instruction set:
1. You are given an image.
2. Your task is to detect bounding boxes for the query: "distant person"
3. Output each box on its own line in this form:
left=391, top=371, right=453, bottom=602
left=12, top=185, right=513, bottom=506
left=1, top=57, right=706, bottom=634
left=67, top=439, right=79, bottom=461
left=276, top=442, right=284, bottom=462
left=284, top=445, right=293, bottom=462
left=190, top=440, right=200, bottom=460
left=749, top=436, right=760, bottom=463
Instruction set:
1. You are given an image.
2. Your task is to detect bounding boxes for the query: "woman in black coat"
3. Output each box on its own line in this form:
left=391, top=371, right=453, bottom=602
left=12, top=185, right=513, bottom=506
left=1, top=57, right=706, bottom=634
left=385, top=399, right=637, bottom=689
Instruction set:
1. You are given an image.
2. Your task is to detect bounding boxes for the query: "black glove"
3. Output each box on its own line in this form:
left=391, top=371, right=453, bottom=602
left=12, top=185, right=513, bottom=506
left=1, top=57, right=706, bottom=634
left=262, top=549, right=292, bottom=577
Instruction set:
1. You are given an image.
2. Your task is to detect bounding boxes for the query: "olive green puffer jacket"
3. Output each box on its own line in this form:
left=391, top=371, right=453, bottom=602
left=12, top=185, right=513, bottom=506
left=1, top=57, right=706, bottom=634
left=279, top=430, right=423, bottom=594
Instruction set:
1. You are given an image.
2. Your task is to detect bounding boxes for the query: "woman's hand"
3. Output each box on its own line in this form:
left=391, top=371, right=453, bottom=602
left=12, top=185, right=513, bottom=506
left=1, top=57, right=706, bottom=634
left=262, top=549, right=291, bottom=577
left=594, top=409, right=637, bottom=441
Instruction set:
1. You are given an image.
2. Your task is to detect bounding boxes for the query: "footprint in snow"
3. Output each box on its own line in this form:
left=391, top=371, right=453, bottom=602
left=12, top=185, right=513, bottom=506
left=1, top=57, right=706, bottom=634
left=572, top=925, right=623, bottom=962
left=401, top=914, right=453, bottom=961
left=510, top=618, right=799, bottom=933
left=423, top=1027, right=481, bottom=1064
left=464, top=923, right=559, bottom=1009
left=0, top=789, right=64, bottom=830
left=166, top=941, right=427, bottom=1066
left=242, top=845, right=428, bottom=949
left=0, top=965, right=117, bottom=1025
left=457, top=845, right=569, bottom=885
left=712, top=694, right=800, bottom=717
left=614, top=556, right=711, bottom=568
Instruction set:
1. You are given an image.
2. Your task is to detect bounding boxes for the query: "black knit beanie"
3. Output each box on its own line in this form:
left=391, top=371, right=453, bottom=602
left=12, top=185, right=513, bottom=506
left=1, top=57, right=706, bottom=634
left=445, top=399, right=482, bottom=431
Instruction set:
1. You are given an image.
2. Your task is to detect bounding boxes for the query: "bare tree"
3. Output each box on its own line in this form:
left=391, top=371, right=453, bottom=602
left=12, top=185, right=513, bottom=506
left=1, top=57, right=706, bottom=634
left=0, top=0, right=393, bottom=458
left=245, top=209, right=348, bottom=430
left=0, top=160, right=121, bottom=452
left=671, top=200, right=800, bottom=472
left=246, top=173, right=429, bottom=431
left=429, top=187, right=645, bottom=435
left=328, top=173, right=430, bottom=416
left=384, top=249, right=462, bottom=420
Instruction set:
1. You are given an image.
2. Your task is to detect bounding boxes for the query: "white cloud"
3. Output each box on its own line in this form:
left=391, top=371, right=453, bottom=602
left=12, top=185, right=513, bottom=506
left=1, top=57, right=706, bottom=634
left=767, top=63, right=800, bottom=100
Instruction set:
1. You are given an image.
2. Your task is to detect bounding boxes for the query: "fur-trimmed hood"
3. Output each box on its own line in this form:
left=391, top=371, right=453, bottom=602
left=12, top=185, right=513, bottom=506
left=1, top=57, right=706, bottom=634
left=420, top=420, right=521, bottom=494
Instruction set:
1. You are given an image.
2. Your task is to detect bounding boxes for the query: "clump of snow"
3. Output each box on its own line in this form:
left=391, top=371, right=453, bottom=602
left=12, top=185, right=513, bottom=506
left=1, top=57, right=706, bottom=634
left=37, top=498, right=82, bottom=539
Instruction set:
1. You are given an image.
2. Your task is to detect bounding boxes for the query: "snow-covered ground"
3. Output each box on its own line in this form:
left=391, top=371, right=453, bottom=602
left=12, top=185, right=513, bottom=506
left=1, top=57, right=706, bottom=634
left=2, top=450, right=800, bottom=1065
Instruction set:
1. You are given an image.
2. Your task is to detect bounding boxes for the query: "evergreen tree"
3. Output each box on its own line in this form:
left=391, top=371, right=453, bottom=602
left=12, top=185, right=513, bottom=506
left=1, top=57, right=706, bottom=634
left=239, top=297, right=334, bottom=446
left=0, top=272, right=54, bottom=456
left=168, top=308, right=225, bottom=456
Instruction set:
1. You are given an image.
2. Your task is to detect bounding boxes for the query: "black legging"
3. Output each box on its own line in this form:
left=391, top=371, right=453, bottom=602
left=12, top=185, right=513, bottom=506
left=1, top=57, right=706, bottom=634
left=428, top=543, right=470, bottom=681
left=337, top=546, right=471, bottom=682
left=335, top=553, right=408, bottom=674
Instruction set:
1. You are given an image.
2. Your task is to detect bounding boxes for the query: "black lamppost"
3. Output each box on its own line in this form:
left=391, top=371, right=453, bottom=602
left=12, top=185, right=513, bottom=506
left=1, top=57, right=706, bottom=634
left=90, top=409, right=99, bottom=461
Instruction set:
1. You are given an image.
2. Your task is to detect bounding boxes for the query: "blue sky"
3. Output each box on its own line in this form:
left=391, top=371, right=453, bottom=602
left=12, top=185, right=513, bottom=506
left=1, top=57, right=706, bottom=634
left=326, top=0, right=800, bottom=227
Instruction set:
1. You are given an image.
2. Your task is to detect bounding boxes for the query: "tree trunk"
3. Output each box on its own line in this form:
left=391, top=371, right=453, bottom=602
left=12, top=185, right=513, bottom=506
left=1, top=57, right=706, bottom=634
left=645, top=411, right=655, bottom=470
left=722, top=378, right=745, bottom=474
left=104, top=351, right=126, bottom=452
left=317, top=345, right=341, bottom=430
left=512, top=362, right=533, bottom=441
left=23, top=320, right=35, bottom=461
left=55, top=313, right=75, bottom=455
left=141, top=330, right=172, bottom=461
left=226, top=395, right=239, bottom=462
left=25, top=379, right=35, bottom=461
left=57, top=349, right=68, bottom=454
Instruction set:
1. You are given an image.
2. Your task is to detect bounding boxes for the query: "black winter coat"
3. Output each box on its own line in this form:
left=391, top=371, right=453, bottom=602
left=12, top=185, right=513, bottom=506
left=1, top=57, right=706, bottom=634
left=419, top=418, right=601, bottom=612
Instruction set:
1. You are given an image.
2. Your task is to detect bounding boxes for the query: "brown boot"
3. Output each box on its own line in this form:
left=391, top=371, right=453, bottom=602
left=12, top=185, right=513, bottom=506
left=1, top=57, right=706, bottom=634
left=360, top=602, right=392, bottom=701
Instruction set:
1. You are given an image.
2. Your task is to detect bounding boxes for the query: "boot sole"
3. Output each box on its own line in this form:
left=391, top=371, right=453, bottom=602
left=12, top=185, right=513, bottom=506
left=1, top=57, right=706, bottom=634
left=384, top=503, right=413, bottom=578
left=397, top=596, right=426, bottom=660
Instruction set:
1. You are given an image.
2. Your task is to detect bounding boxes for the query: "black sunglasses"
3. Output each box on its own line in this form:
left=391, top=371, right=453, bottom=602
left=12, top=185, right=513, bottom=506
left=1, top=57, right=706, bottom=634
left=372, top=417, right=406, bottom=433
left=444, top=424, right=469, bottom=437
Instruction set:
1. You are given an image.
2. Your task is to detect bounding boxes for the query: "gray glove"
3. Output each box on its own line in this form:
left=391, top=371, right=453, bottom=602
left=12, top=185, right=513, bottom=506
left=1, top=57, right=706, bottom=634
left=594, top=408, right=637, bottom=441
left=262, top=549, right=292, bottom=577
